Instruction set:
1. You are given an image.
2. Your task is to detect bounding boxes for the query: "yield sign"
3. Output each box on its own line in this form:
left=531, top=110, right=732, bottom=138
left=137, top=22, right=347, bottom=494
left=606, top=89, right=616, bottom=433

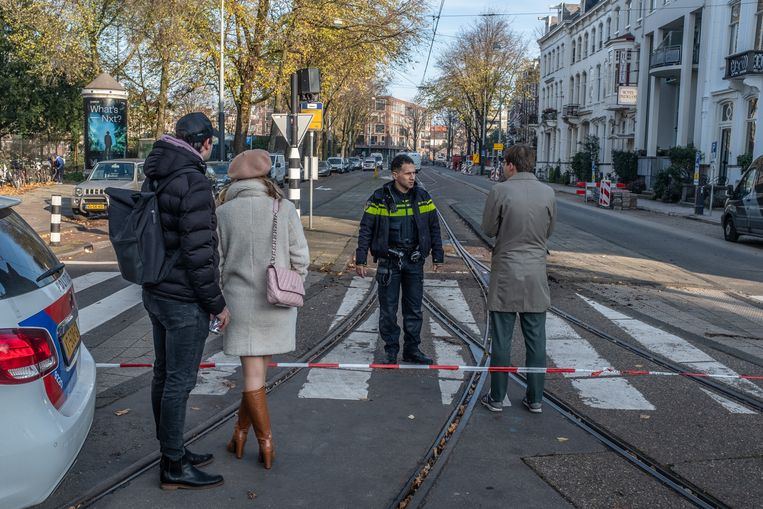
left=271, top=113, right=314, bottom=146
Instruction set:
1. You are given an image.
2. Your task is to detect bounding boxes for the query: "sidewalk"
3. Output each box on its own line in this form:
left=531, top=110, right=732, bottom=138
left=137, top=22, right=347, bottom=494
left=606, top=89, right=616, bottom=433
left=547, top=183, right=722, bottom=225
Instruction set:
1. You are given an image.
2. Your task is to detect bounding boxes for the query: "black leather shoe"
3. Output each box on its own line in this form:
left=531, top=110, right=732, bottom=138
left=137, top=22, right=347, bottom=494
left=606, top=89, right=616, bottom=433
left=184, top=448, right=213, bottom=467
left=402, top=350, right=433, bottom=365
left=382, top=352, right=398, bottom=364
left=160, top=456, right=224, bottom=490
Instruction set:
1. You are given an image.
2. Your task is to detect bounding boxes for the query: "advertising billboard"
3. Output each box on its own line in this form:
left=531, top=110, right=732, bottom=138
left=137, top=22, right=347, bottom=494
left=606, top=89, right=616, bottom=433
left=84, top=97, right=127, bottom=169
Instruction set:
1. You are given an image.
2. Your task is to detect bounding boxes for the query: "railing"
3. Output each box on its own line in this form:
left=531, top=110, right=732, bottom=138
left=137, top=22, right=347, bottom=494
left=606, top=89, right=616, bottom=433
left=725, top=50, right=763, bottom=79
left=562, top=104, right=580, bottom=118
left=541, top=109, right=557, bottom=121
left=650, top=45, right=682, bottom=68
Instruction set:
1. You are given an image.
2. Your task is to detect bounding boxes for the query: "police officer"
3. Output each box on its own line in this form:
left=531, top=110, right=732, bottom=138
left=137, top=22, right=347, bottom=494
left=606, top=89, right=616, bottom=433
left=355, top=154, right=444, bottom=365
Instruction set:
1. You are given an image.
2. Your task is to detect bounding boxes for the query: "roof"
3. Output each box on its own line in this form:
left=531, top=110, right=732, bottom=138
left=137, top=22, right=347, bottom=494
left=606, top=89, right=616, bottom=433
left=0, top=196, right=21, bottom=209
left=97, top=158, right=144, bottom=163
left=84, top=73, right=125, bottom=91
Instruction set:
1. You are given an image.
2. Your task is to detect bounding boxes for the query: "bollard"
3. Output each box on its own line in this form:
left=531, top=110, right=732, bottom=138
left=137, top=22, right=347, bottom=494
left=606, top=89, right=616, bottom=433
left=50, top=194, right=61, bottom=246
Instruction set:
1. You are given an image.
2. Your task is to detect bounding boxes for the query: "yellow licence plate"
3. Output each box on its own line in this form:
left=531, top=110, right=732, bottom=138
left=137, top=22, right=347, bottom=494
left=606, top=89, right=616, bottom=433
left=85, top=203, right=106, bottom=211
left=60, top=321, right=81, bottom=365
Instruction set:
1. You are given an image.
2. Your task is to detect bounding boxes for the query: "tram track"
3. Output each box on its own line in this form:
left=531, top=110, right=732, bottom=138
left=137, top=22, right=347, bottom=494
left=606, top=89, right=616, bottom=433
left=63, top=282, right=380, bottom=509
left=432, top=192, right=736, bottom=509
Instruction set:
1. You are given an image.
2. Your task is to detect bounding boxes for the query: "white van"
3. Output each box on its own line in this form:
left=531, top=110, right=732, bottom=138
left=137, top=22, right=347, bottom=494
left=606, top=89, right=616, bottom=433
left=402, top=152, right=422, bottom=171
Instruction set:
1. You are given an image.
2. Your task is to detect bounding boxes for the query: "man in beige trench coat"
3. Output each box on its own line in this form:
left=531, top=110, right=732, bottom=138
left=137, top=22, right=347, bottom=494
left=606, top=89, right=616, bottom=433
left=479, top=144, right=556, bottom=414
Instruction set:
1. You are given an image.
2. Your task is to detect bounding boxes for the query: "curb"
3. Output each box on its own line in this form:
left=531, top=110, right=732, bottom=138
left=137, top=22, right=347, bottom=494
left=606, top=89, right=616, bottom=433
left=54, top=239, right=112, bottom=259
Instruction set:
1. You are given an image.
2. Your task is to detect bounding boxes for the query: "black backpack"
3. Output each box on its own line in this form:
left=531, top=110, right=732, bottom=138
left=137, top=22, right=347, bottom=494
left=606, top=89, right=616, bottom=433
left=105, top=169, right=197, bottom=285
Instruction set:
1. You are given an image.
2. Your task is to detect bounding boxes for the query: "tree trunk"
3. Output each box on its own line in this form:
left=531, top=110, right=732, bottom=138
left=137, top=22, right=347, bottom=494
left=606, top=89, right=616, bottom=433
left=233, top=78, right=254, bottom=154
left=153, top=58, right=170, bottom=139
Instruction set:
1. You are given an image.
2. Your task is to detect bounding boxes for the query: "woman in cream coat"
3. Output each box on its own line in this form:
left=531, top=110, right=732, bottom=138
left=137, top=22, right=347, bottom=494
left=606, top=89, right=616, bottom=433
left=216, top=149, right=309, bottom=469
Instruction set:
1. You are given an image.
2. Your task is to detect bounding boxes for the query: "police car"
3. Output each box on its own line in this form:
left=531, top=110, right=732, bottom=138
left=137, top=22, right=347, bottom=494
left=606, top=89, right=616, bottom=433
left=0, top=196, right=96, bottom=508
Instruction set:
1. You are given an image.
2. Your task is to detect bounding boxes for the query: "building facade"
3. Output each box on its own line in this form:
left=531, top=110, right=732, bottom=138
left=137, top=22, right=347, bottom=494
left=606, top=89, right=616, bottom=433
left=355, top=96, right=429, bottom=161
left=635, top=0, right=762, bottom=185
left=537, top=1, right=640, bottom=178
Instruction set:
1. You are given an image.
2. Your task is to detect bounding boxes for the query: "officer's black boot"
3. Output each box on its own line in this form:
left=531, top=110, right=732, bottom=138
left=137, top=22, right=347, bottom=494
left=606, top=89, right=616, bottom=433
left=160, top=455, right=224, bottom=490
left=403, top=350, right=433, bottom=365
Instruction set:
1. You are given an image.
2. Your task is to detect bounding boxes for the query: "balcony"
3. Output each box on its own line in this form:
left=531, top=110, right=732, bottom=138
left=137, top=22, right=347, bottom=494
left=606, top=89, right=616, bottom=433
left=541, top=108, right=557, bottom=122
left=725, top=50, right=763, bottom=80
left=562, top=104, right=580, bottom=118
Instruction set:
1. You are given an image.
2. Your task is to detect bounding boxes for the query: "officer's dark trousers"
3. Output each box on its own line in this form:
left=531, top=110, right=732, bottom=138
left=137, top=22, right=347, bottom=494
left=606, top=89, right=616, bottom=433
left=376, top=256, right=424, bottom=357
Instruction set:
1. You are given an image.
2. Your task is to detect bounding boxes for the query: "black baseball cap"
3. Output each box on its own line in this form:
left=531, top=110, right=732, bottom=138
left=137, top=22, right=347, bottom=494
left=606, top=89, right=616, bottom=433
left=175, top=112, right=218, bottom=143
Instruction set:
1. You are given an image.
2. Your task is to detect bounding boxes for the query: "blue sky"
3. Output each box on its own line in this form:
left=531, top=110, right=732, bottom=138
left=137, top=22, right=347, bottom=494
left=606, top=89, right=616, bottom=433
left=387, top=0, right=552, bottom=101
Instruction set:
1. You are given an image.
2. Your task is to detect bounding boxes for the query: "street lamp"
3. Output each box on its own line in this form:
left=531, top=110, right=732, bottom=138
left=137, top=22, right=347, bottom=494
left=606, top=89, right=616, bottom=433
left=218, top=0, right=225, bottom=160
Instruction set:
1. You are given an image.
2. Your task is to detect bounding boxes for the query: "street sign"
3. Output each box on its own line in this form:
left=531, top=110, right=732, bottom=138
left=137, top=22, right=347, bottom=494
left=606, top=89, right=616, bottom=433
left=493, top=143, right=504, bottom=151
left=271, top=113, right=314, bottom=146
left=693, top=150, right=701, bottom=185
left=711, top=141, right=718, bottom=161
left=300, top=102, right=323, bottom=130
left=472, top=154, right=479, bottom=164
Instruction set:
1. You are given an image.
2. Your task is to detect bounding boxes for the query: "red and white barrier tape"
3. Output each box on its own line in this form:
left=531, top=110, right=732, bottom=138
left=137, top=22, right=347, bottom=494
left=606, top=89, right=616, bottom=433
left=94, top=362, right=763, bottom=380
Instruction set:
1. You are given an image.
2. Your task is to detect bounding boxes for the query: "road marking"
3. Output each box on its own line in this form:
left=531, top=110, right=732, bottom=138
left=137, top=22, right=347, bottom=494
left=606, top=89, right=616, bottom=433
left=699, top=388, right=757, bottom=414
left=425, top=279, right=481, bottom=337
left=329, top=277, right=372, bottom=330
left=431, top=319, right=466, bottom=405
left=579, top=295, right=763, bottom=400
left=64, top=261, right=119, bottom=265
left=72, top=271, right=120, bottom=293
left=78, top=285, right=143, bottom=334
left=192, top=351, right=241, bottom=396
left=298, top=310, right=379, bottom=400
left=546, top=314, right=655, bottom=410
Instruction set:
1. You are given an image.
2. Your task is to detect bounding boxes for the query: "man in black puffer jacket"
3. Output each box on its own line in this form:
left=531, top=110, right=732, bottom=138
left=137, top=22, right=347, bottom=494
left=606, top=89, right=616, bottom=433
left=141, top=112, right=230, bottom=491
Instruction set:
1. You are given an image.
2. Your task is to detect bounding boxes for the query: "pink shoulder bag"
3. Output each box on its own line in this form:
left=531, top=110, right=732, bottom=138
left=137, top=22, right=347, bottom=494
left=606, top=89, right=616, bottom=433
left=266, top=199, right=305, bottom=307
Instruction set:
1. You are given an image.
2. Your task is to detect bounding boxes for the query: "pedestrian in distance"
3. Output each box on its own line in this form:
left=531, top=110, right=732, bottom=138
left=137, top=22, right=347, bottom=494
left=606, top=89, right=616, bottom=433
left=217, top=149, right=309, bottom=470
left=479, top=144, right=556, bottom=414
left=141, top=112, right=231, bottom=490
left=355, top=153, right=444, bottom=365
left=51, top=154, right=65, bottom=184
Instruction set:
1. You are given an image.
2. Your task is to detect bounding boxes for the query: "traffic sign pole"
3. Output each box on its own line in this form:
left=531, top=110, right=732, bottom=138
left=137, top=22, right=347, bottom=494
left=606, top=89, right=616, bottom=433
left=289, top=73, right=301, bottom=215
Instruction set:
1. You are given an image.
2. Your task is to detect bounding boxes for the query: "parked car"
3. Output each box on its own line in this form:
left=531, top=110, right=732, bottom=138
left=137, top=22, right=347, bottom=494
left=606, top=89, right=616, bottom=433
left=369, top=152, right=383, bottom=170
left=327, top=157, right=345, bottom=174
left=349, top=157, right=362, bottom=171
left=402, top=151, right=422, bottom=170
left=317, top=160, right=332, bottom=177
left=269, top=153, right=286, bottom=187
left=362, top=158, right=377, bottom=171
left=722, top=155, right=763, bottom=242
left=206, top=160, right=230, bottom=194
left=72, top=159, right=144, bottom=216
left=0, top=196, right=96, bottom=509
left=342, top=158, right=352, bottom=172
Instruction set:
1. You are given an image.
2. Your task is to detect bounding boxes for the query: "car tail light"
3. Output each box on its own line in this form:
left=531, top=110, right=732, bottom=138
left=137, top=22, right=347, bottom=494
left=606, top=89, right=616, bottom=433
left=0, top=328, right=59, bottom=384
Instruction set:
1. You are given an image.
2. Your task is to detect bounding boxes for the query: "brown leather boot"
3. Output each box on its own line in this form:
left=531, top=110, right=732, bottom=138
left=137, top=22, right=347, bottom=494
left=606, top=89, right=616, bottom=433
left=226, top=394, right=251, bottom=459
left=244, top=387, right=274, bottom=469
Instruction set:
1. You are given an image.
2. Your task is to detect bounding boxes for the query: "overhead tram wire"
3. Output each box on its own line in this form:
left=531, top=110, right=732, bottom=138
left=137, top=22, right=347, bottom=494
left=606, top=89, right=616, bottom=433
left=420, top=0, right=446, bottom=87
left=438, top=2, right=761, bottom=18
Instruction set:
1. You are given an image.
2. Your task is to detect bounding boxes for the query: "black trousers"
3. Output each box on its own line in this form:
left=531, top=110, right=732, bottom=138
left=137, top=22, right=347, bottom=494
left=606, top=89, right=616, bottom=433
left=376, top=256, right=424, bottom=356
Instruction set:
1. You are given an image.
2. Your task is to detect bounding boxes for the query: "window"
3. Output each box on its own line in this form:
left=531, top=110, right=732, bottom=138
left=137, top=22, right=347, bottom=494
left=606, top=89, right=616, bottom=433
left=721, top=101, right=734, bottom=123
left=729, top=1, right=740, bottom=54
left=583, top=33, right=589, bottom=57
left=591, top=29, right=596, bottom=53
left=614, top=8, right=620, bottom=35
left=375, top=124, right=385, bottom=134
left=375, top=100, right=385, bottom=111
left=0, top=209, right=61, bottom=299
left=739, top=168, right=756, bottom=196
left=572, top=41, right=576, bottom=63
left=747, top=98, right=758, bottom=156
left=756, top=0, right=763, bottom=50
left=606, top=18, right=611, bottom=40
left=370, top=135, right=378, bottom=145
left=598, top=23, right=604, bottom=49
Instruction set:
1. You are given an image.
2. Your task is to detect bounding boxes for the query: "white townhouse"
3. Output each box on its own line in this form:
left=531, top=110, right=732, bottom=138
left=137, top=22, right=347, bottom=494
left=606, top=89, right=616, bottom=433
left=536, top=1, right=640, bottom=176
left=635, top=0, right=762, bottom=186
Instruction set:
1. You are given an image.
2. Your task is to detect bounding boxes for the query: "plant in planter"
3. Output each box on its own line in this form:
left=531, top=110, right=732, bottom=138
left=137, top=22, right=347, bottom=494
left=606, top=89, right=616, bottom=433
left=570, top=135, right=600, bottom=182
left=612, top=149, right=638, bottom=183
left=737, top=153, right=753, bottom=171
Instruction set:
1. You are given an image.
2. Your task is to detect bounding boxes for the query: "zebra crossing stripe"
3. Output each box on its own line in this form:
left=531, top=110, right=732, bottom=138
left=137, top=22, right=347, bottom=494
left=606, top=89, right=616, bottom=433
left=72, top=271, right=120, bottom=293
left=578, top=294, right=763, bottom=406
left=78, top=284, right=143, bottom=334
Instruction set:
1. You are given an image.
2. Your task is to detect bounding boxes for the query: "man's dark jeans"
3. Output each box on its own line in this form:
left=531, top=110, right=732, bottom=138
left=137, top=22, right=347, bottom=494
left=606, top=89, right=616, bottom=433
left=143, top=290, right=209, bottom=460
left=376, top=255, right=424, bottom=357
